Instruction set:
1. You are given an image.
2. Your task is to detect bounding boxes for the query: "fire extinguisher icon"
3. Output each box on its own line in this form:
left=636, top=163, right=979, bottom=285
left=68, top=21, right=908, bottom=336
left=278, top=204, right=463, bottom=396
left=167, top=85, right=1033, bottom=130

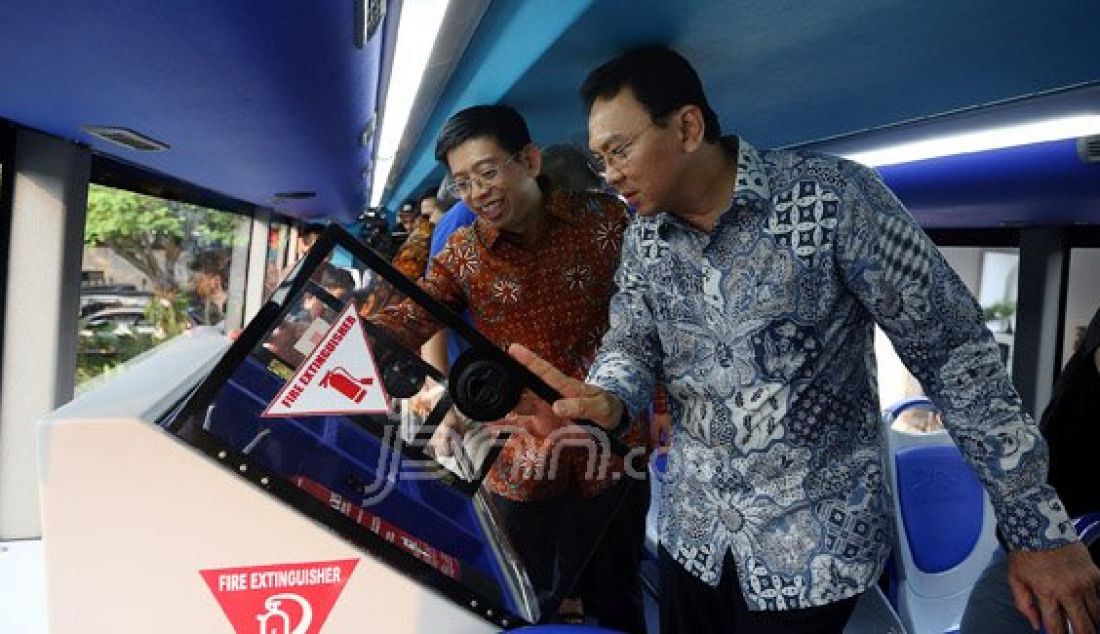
left=256, top=592, right=312, bottom=634
left=320, top=366, right=374, bottom=403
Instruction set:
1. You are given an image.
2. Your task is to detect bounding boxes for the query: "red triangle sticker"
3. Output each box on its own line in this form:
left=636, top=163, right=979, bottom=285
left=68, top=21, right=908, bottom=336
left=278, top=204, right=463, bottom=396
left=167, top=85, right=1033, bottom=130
left=200, top=559, right=358, bottom=634
left=263, top=302, right=391, bottom=418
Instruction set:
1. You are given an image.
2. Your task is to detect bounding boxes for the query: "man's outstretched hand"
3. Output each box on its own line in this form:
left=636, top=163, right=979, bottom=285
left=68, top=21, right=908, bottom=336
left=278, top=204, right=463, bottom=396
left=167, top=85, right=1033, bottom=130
left=508, top=343, right=624, bottom=431
left=1008, top=540, right=1100, bottom=634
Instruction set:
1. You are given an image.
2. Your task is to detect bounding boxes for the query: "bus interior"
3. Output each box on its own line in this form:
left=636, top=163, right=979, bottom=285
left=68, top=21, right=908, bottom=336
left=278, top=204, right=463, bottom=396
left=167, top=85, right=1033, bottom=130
left=1, top=1, right=1099, bottom=633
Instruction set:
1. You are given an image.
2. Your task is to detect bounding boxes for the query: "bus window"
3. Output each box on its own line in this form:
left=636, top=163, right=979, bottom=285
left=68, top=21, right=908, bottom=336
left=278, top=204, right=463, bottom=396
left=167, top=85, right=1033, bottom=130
left=1062, top=248, right=1100, bottom=366
left=263, top=220, right=291, bottom=300
left=876, top=246, right=1020, bottom=409
left=78, top=184, right=251, bottom=387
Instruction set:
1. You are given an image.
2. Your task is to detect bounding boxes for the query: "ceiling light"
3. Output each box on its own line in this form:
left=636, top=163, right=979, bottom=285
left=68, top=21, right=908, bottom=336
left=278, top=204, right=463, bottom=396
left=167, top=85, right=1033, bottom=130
left=82, top=126, right=169, bottom=152
left=842, top=114, right=1100, bottom=167
left=369, top=0, right=450, bottom=207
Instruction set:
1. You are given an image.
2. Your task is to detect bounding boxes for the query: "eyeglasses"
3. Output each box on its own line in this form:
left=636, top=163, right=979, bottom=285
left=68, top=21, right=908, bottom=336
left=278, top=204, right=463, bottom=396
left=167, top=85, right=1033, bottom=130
left=588, top=122, right=657, bottom=177
left=446, top=153, right=520, bottom=198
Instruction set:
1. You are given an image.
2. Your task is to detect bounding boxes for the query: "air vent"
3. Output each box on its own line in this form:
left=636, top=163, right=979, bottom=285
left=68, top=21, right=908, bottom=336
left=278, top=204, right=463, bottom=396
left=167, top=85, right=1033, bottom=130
left=355, top=0, right=387, bottom=48
left=272, top=191, right=317, bottom=200
left=82, top=126, right=169, bottom=152
left=1078, top=134, right=1100, bottom=164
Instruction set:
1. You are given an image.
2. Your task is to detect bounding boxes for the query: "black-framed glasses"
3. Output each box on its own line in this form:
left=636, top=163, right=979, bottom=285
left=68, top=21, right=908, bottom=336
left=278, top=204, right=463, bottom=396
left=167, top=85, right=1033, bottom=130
left=588, top=122, right=657, bottom=177
left=447, top=153, right=520, bottom=198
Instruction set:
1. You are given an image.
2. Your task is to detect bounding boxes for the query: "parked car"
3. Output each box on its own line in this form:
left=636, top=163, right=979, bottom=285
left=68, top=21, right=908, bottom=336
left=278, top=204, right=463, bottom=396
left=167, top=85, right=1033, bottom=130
left=79, top=290, right=152, bottom=318
left=80, top=307, right=157, bottom=336
left=78, top=306, right=196, bottom=358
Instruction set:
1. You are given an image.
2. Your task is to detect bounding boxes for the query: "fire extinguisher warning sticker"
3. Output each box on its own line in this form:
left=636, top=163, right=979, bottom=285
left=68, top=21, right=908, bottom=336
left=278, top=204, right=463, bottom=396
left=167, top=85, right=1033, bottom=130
left=263, top=302, right=391, bottom=417
left=200, top=559, right=358, bottom=634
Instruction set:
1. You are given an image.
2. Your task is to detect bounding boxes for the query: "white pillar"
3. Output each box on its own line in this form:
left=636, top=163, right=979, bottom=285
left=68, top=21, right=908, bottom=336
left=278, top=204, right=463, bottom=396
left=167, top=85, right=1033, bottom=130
left=0, top=129, right=90, bottom=539
left=243, top=207, right=271, bottom=324
left=224, top=215, right=255, bottom=331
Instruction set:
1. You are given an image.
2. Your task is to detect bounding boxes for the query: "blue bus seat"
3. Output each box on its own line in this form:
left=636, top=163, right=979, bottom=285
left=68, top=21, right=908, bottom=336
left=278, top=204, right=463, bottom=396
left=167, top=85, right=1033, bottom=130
left=895, top=445, right=985, bottom=573
left=882, top=397, right=1000, bottom=634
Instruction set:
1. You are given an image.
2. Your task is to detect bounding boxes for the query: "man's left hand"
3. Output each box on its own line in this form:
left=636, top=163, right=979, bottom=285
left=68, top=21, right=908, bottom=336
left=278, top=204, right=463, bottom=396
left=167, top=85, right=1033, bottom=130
left=1007, top=541, right=1100, bottom=634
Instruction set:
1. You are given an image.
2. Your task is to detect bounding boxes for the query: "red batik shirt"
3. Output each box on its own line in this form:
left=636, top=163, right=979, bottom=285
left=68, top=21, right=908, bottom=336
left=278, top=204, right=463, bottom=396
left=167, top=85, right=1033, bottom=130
left=391, top=217, right=434, bottom=281
left=370, top=187, right=642, bottom=501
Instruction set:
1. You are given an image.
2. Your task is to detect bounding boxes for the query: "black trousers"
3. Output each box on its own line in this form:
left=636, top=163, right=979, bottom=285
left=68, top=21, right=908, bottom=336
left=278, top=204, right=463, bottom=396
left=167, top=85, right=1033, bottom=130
left=659, top=546, right=859, bottom=634
left=570, top=477, right=649, bottom=633
left=492, top=477, right=648, bottom=631
left=491, top=492, right=571, bottom=618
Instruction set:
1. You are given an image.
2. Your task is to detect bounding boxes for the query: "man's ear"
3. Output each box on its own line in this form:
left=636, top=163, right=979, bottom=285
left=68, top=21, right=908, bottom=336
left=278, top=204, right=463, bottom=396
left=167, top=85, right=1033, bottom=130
left=676, top=105, right=706, bottom=153
left=521, top=143, right=542, bottom=176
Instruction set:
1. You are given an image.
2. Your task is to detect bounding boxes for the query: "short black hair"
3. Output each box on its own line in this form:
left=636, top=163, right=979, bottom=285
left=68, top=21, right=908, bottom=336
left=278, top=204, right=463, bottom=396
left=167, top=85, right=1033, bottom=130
left=434, top=104, right=532, bottom=163
left=580, top=46, right=720, bottom=142
left=417, top=187, right=439, bottom=205
left=541, top=144, right=600, bottom=192
left=300, top=222, right=325, bottom=238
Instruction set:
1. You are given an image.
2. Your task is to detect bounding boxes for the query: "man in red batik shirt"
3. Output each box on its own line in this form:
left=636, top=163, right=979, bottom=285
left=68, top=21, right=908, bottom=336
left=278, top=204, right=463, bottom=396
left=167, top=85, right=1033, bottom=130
left=368, top=104, right=647, bottom=631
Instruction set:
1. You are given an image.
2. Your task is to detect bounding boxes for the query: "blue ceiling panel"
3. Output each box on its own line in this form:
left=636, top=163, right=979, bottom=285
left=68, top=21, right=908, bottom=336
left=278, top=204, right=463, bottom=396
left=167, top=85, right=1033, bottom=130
left=0, top=1, right=383, bottom=221
left=389, top=0, right=1100, bottom=228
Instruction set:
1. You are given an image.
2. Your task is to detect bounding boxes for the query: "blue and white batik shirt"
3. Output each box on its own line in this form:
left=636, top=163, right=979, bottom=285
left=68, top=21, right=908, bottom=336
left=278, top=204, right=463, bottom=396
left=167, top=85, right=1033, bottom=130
left=588, top=138, right=1076, bottom=611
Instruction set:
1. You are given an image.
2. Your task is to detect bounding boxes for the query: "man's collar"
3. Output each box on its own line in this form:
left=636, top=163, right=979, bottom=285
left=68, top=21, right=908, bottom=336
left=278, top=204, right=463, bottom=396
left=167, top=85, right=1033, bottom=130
left=654, top=136, right=769, bottom=232
left=733, top=137, right=769, bottom=202
left=476, top=188, right=575, bottom=250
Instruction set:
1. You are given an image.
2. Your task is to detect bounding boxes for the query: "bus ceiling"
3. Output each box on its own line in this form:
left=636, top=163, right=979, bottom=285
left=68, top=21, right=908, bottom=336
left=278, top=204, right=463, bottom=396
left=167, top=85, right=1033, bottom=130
left=0, top=1, right=1097, bottom=226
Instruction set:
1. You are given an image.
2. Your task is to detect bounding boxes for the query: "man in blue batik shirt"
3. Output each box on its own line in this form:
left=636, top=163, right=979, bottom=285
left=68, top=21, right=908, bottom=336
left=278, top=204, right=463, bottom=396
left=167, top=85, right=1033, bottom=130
left=510, top=47, right=1100, bottom=634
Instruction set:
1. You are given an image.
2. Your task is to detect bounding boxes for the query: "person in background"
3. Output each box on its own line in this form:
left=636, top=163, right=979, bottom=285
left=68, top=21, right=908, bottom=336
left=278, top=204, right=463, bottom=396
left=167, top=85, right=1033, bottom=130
left=509, top=46, right=1100, bottom=634
left=304, top=266, right=355, bottom=320
left=395, top=202, right=417, bottom=239
left=542, top=143, right=602, bottom=192
left=391, top=189, right=439, bottom=282
left=274, top=222, right=326, bottom=286
left=189, top=250, right=230, bottom=327
left=419, top=189, right=446, bottom=225
left=962, top=304, right=1100, bottom=632
left=295, top=223, right=325, bottom=261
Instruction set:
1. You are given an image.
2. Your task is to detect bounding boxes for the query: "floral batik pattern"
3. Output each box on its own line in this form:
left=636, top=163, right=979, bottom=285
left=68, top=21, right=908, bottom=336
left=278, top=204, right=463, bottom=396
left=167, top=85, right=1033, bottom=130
left=372, top=188, right=643, bottom=500
left=589, top=138, right=1075, bottom=610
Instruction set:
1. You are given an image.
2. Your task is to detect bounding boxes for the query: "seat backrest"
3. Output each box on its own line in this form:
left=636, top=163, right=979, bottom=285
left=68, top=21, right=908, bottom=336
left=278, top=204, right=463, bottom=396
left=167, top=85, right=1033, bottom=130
left=881, top=396, right=1001, bottom=634
left=895, top=444, right=986, bottom=573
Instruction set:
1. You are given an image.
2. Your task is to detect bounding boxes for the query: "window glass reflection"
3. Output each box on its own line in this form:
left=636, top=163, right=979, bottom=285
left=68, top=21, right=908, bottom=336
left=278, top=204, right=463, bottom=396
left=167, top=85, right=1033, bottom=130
left=78, top=184, right=250, bottom=387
